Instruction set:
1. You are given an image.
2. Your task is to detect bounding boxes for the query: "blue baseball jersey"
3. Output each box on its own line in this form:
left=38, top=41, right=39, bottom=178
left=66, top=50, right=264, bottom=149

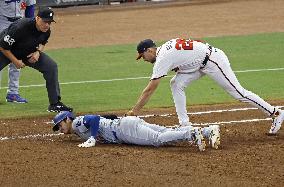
left=72, top=115, right=121, bottom=143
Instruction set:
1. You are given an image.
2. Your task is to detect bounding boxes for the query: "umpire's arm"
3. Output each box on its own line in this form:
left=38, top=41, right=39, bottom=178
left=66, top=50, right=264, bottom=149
left=0, top=47, right=25, bottom=69
left=130, top=78, right=161, bottom=115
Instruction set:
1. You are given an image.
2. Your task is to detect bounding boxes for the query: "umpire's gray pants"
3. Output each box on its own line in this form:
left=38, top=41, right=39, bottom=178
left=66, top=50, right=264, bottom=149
left=0, top=52, right=61, bottom=104
left=0, top=15, right=20, bottom=94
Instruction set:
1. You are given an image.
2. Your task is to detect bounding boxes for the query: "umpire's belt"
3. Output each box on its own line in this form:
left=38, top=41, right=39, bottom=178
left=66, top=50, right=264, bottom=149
left=202, top=45, right=212, bottom=66
left=6, top=16, right=21, bottom=22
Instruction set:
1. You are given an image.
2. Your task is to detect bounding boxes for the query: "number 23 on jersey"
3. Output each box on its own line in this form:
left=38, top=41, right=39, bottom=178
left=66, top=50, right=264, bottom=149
left=175, top=38, right=203, bottom=50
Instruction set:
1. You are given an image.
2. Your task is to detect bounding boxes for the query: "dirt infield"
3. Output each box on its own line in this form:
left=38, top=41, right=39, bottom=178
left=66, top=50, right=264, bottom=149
left=1, top=0, right=284, bottom=186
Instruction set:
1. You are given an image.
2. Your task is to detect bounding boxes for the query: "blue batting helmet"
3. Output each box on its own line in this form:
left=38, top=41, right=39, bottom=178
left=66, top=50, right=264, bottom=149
left=52, top=111, right=75, bottom=131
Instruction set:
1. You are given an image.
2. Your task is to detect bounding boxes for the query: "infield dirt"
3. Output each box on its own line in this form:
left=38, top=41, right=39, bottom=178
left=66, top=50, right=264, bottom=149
left=0, top=0, right=284, bottom=186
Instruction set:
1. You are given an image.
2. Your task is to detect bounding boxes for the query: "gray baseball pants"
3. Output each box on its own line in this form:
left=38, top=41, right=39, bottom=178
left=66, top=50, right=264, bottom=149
left=0, top=15, right=20, bottom=94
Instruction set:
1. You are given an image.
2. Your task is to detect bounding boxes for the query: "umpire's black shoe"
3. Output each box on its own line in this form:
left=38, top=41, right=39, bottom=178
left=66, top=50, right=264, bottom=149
left=47, top=102, right=73, bottom=112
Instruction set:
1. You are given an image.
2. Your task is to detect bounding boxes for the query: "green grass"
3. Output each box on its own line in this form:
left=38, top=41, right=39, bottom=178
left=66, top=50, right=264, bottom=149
left=0, top=32, right=283, bottom=118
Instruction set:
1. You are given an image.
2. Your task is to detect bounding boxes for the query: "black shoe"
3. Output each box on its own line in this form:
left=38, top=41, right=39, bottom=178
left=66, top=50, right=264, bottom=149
left=47, top=102, right=73, bottom=112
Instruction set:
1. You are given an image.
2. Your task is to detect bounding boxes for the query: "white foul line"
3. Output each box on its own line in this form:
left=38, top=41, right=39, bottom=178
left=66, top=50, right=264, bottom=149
left=138, top=106, right=283, bottom=118
left=1, top=106, right=282, bottom=142
left=235, top=68, right=284, bottom=73
left=0, top=117, right=272, bottom=141
left=0, top=133, right=63, bottom=141
left=197, top=118, right=272, bottom=126
left=0, top=67, right=283, bottom=89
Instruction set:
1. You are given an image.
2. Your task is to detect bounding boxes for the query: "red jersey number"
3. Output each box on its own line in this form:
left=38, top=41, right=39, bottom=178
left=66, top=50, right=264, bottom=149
left=21, top=2, right=27, bottom=10
left=175, top=39, right=193, bottom=50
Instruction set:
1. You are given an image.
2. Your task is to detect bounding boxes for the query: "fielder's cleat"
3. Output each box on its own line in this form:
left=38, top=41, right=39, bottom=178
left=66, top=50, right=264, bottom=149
left=269, top=110, right=284, bottom=134
left=47, top=102, right=73, bottom=113
left=6, top=94, right=28, bottom=103
left=208, top=125, right=221, bottom=149
left=192, top=127, right=206, bottom=152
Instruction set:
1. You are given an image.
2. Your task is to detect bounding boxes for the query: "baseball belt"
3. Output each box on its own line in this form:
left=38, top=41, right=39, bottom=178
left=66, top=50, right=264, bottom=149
left=171, top=45, right=213, bottom=72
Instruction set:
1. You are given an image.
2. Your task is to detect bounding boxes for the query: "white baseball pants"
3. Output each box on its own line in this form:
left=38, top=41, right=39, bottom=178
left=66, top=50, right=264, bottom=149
left=170, top=47, right=276, bottom=125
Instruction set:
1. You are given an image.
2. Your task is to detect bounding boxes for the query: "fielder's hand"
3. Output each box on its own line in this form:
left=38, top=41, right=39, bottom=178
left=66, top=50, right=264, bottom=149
left=78, top=136, right=96, bottom=148
left=125, top=110, right=135, bottom=116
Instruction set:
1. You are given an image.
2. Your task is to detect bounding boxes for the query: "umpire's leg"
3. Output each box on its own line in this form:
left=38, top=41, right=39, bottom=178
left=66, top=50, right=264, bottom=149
left=24, top=52, right=60, bottom=104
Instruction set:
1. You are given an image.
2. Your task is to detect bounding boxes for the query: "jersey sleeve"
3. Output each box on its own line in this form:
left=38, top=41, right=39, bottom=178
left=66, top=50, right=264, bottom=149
left=83, top=115, right=100, bottom=138
left=150, top=45, right=175, bottom=80
left=150, top=56, right=173, bottom=80
left=0, top=24, right=21, bottom=50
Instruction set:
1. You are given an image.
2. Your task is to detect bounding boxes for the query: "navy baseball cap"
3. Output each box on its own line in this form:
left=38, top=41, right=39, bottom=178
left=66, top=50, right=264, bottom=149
left=136, top=39, right=156, bottom=60
left=52, top=111, right=75, bottom=131
left=37, top=7, right=55, bottom=22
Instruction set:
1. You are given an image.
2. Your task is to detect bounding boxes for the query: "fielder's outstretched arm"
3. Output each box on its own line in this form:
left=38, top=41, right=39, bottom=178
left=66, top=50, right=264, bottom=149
left=128, top=78, right=161, bottom=115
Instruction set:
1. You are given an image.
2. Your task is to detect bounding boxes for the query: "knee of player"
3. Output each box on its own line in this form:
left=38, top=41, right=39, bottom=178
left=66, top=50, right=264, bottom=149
left=231, top=88, right=253, bottom=101
left=170, top=79, right=185, bottom=91
left=50, top=62, right=58, bottom=70
left=153, top=134, right=163, bottom=147
left=46, top=63, right=58, bottom=75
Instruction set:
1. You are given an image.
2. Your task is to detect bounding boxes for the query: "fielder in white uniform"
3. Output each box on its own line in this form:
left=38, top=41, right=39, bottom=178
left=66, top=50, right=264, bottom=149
left=127, top=38, right=284, bottom=135
left=0, top=0, right=36, bottom=103
left=52, top=111, right=221, bottom=151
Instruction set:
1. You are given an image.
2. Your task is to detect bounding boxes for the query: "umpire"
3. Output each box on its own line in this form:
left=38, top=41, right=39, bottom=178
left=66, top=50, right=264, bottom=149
left=0, top=0, right=36, bottom=103
left=0, top=7, right=72, bottom=112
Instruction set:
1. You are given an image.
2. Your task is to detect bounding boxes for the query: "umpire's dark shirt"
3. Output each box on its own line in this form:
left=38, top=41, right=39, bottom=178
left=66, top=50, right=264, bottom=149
left=0, top=18, right=50, bottom=60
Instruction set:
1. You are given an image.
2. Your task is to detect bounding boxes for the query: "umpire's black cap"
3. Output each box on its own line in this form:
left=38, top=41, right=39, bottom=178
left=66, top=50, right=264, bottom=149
left=136, top=39, right=156, bottom=60
left=37, top=7, right=56, bottom=23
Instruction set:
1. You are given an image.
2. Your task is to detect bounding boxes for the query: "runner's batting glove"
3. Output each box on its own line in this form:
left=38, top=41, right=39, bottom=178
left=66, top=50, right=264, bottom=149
left=78, top=136, right=96, bottom=148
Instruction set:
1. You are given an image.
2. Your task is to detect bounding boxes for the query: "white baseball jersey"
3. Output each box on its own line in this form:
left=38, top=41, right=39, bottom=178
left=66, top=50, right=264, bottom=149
left=151, top=38, right=210, bottom=80
left=71, top=115, right=196, bottom=147
left=159, top=38, right=276, bottom=125
left=0, top=0, right=36, bottom=18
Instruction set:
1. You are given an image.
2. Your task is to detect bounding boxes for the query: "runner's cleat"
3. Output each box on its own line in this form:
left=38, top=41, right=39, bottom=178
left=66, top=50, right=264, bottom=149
left=208, top=125, right=221, bottom=149
left=6, top=94, right=28, bottom=103
left=192, top=127, right=206, bottom=152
